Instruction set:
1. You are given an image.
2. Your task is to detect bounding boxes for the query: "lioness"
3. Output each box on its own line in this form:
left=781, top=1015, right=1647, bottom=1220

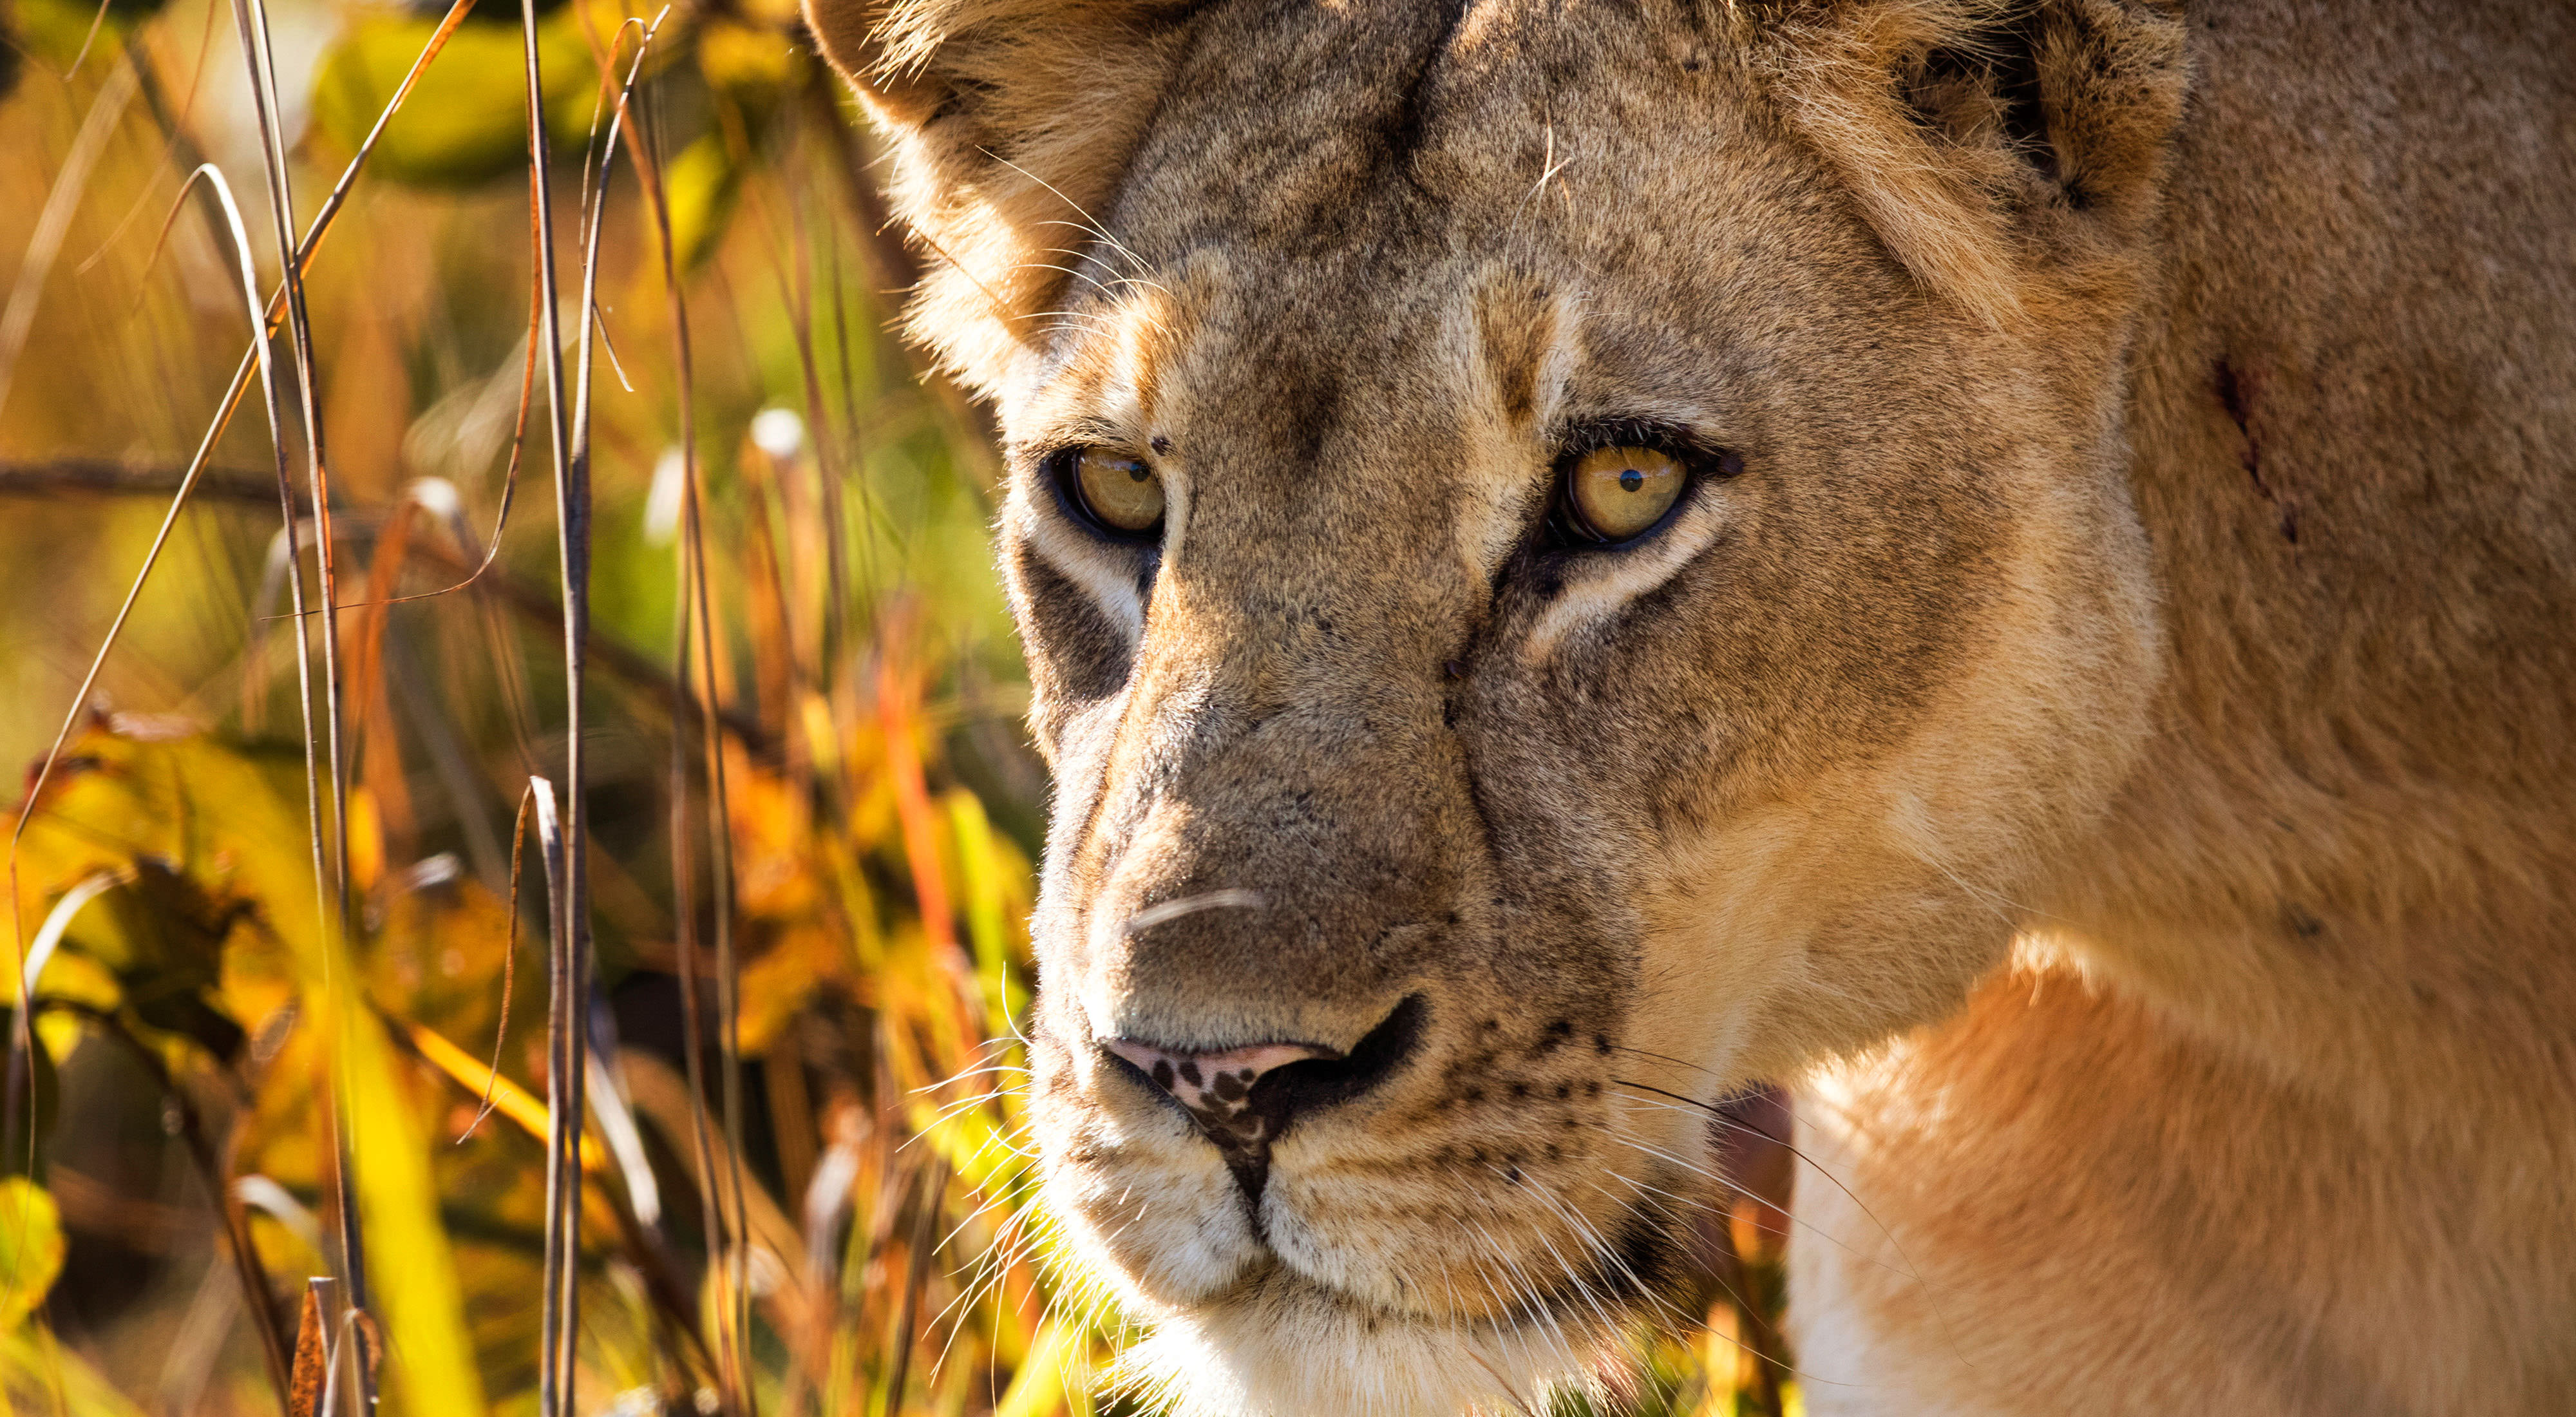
left=804, top=0, right=2576, bottom=1411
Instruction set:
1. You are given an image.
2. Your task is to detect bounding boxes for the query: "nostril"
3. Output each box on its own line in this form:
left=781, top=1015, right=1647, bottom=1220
left=1101, top=1037, right=1338, bottom=1125
left=1099, top=1036, right=1340, bottom=1158
left=1245, top=994, right=1427, bottom=1141
left=1100, top=995, right=1428, bottom=1154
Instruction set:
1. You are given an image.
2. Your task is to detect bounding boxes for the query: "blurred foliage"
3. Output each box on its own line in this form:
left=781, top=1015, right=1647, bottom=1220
left=0, top=0, right=1790, bottom=1411
left=309, top=14, right=597, bottom=188
left=0, top=0, right=1075, bottom=1407
left=0, top=1179, right=67, bottom=1329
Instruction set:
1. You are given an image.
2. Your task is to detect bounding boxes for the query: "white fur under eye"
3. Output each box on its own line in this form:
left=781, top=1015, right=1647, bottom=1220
left=1519, top=485, right=1729, bottom=662
left=1011, top=485, right=1153, bottom=642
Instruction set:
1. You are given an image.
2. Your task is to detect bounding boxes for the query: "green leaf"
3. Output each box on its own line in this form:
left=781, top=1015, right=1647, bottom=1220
left=663, top=132, right=741, bottom=272
left=13, top=0, right=169, bottom=71
left=309, top=14, right=600, bottom=189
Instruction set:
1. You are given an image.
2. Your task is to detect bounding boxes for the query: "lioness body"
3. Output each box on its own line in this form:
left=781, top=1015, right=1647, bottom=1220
left=1803, top=6, right=2576, bottom=1409
left=2068, top=0, right=2575, bottom=1096
left=809, top=0, right=2576, bottom=1411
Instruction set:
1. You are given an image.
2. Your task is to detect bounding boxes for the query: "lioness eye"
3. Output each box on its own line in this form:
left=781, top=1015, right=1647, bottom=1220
left=1563, top=445, right=1687, bottom=542
left=1068, top=448, right=1166, bottom=536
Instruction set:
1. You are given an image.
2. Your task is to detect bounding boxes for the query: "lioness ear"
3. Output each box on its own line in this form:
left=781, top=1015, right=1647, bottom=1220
left=1745, top=0, right=2188, bottom=328
left=802, top=0, right=1200, bottom=397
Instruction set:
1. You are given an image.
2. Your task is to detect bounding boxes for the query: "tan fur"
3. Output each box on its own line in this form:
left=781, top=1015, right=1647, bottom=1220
left=806, top=0, right=2576, bottom=1411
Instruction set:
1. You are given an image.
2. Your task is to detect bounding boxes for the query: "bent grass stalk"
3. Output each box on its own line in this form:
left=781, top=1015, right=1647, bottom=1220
left=224, top=0, right=374, bottom=1395
left=518, top=0, right=575, bottom=1391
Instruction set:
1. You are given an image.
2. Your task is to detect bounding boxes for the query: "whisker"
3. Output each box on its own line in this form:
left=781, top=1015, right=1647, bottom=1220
left=1492, top=1166, right=1629, bottom=1342
left=1598, top=1105, right=1949, bottom=1315
left=1033, top=243, right=1175, bottom=298
left=983, top=156, right=1145, bottom=274
left=1462, top=1197, right=1587, bottom=1377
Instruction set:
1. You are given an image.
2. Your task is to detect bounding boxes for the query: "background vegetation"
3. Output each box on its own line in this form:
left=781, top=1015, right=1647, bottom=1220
left=0, top=0, right=1790, bottom=1411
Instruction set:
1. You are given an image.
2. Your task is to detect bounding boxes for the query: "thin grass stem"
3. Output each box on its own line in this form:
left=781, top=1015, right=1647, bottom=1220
left=629, top=71, right=749, bottom=1417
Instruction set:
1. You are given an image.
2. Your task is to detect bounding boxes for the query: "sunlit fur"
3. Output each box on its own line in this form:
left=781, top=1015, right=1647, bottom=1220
left=809, top=1, right=2576, bottom=1412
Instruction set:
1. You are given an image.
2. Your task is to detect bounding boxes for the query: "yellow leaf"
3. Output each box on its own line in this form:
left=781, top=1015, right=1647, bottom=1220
left=907, top=1092, right=1028, bottom=1201
left=947, top=789, right=1031, bottom=1038
left=335, top=997, right=488, bottom=1416
left=736, top=923, right=845, bottom=1054
left=0, top=1324, right=146, bottom=1415
left=395, top=1016, right=604, bottom=1173
left=28, top=947, right=118, bottom=1013
left=994, top=1318, right=1086, bottom=1417
left=0, top=1179, right=65, bottom=1329
left=696, top=19, right=802, bottom=112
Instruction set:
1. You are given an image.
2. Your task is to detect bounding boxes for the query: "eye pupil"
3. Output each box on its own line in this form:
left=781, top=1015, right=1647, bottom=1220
left=1066, top=447, right=1167, bottom=537
left=1562, top=444, right=1688, bottom=543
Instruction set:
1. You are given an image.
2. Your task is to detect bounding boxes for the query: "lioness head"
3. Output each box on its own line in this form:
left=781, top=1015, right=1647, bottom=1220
left=808, top=0, right=2186, bottom=1410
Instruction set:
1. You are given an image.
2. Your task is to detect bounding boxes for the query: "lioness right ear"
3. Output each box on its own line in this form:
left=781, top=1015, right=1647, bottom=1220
left=802, top=0, right=1201, bottom=398
left=1741, top=0, right=2188, bottom=329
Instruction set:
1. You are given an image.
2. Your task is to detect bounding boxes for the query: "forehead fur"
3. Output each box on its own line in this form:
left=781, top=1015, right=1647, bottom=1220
left=810, top=0, right=2174, bottom=397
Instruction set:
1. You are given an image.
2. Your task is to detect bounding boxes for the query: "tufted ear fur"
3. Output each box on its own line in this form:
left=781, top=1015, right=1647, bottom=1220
left=1736, top=0, right=2189, bottom=329
left=802, top=0, right=1201, bottom=398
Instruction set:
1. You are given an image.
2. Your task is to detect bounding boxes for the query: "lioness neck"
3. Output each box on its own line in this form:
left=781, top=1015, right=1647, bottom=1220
left=2042, top=0, right=2576, bottom=1114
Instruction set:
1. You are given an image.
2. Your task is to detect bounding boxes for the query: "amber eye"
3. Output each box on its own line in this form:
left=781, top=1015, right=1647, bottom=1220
left=1066, top=448, right=1166, bottom=537
left=1562, top=444, right=1687, bottom=542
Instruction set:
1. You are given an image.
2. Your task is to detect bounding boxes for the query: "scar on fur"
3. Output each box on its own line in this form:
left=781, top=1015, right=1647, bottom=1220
left=2215, top=358, right=2300, bottom=544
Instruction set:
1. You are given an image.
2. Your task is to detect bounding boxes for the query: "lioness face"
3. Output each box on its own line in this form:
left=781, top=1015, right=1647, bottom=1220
left=815, top=1, right=2180, bottom=1409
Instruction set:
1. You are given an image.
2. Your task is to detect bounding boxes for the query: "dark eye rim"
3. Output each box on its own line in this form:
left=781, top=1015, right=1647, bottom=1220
left=1043, top=444, right=1166, bottom=545
left=1546, top=420, right=1744, bottom=549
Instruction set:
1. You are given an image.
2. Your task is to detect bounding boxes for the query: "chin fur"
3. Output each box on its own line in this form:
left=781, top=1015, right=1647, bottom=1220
left=1109, top=1266, right=1624, bottom=1417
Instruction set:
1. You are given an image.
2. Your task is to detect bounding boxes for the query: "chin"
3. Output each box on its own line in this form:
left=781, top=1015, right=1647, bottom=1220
left=1111, top=1267, right=1618, bottom=1417
left=1038, top=1132, right=1703, bottom=1417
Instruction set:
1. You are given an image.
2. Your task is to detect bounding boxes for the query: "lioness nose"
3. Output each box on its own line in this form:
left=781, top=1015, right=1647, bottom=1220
left=1101, top=1039, right=1335, bottom=1150
left=1100, top=996, right=1426, bottom=1153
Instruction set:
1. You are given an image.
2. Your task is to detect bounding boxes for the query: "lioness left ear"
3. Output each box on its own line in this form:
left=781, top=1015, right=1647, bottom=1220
left=801, top=0, right=1200, bottom=397
left=1906, top=0, right=2190, bottom=220
left=1748, top=0, right=2188, bottom=328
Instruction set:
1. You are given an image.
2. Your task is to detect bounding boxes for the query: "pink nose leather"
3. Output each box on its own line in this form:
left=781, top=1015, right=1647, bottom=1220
left=1101, top=1038, right=1338, bottom=1148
